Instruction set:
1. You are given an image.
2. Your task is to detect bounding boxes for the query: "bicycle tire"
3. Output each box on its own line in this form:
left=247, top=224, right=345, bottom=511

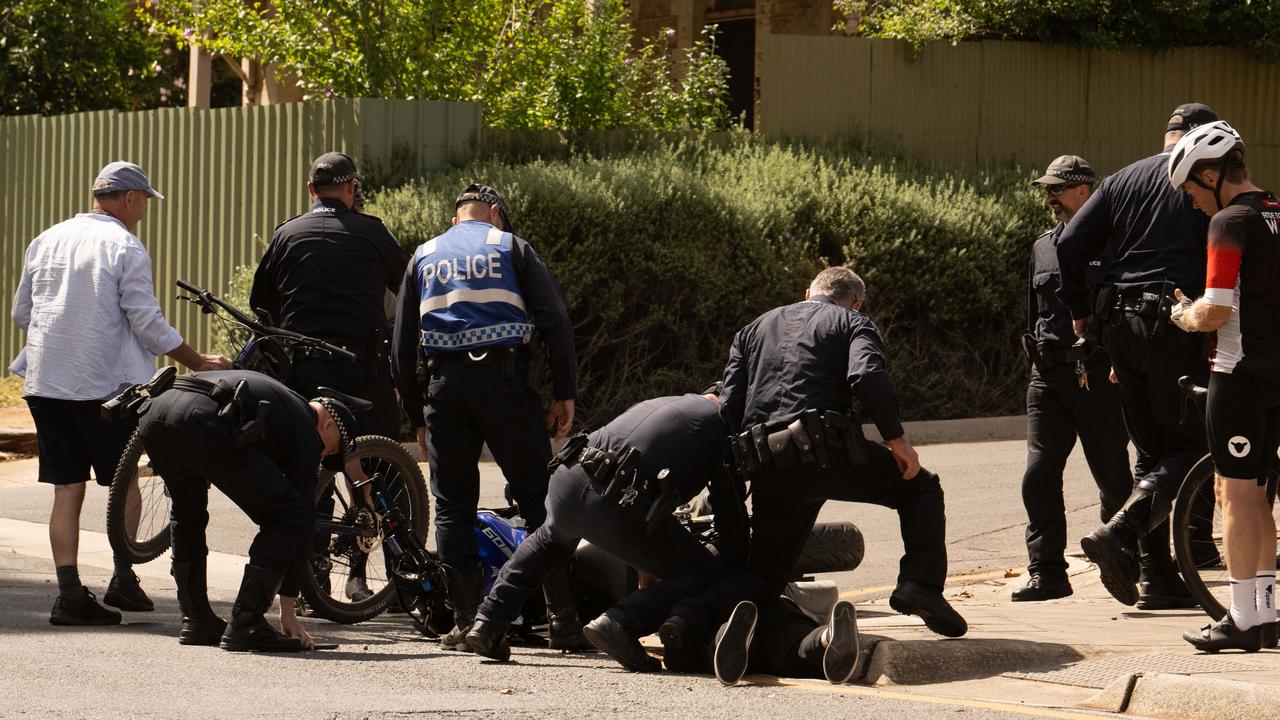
left=105, top=429, right=172, bottom=564
left=1174, top=453, right=1280, bottom=621
left=298, top=435, right=428, bottom=624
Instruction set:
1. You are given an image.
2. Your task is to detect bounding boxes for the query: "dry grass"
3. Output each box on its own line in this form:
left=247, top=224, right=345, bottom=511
left=0, top=374, right=24, bottom=407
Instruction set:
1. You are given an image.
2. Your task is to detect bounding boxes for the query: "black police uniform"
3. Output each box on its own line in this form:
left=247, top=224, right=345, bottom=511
left=1056, top=151, right=1210, bottom=607
left=250, top=197, right=408, bottom=437
left=137, top=370, right=325, bottom=650
left=1020, top=223, right=1132, bottom=592
left=392, top=210, right=577, bottom=648
left=474, top=395, right=746, bottom=652
left=722, top=295, right=960, bottom=635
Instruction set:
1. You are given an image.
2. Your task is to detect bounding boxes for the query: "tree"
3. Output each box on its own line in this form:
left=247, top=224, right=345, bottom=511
left=1, top=0, right=171, bottom=115
left=837, top=0, right=1280, bottom=61
left=145, top=0, right=731, bottom=131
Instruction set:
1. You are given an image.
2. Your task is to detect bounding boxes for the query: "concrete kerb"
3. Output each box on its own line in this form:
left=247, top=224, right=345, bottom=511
left=1082, top=671, right=1280, bottom=720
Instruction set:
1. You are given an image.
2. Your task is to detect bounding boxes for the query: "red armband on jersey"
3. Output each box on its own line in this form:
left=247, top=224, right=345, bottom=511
left=1205, top=242, right=1242, bottom=306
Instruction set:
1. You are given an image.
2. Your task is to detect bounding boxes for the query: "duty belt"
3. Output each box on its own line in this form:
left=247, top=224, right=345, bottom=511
left=734, top=409, right=868, bottom=475
left=169, top=376, right=271, bottom=447
left=549, top=436, right=676, bottom=534
left=424, top=346, right=523, bottom=379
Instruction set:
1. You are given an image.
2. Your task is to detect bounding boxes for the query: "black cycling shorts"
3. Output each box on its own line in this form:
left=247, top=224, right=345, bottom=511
left=1206, top=371, right=1280, bottom=484
left=26, top=396, right=136, bottom=487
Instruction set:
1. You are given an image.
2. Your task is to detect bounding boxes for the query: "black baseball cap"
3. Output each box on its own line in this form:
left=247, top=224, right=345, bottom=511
left=1032, top=155, right=1096, bottom=186
left=1167, top=103, right=1218, bottom=133
left=309, top=151, right=360, bottom=186
left=456, top=183, right=512, bottom=230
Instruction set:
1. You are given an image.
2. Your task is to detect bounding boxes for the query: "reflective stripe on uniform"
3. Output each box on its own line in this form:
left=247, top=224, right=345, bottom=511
left=419, top=287, right=527, bottom=314
left=421, top=322, right=535, bottom=349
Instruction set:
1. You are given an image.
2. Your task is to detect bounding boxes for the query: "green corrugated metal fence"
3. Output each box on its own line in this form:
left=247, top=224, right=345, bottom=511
left=0, top=99, right=480, bottom=369
left=759, top=36, right=1280, bottom=182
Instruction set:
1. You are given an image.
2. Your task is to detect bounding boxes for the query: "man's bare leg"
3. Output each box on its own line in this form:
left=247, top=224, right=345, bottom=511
left=1220, top=475, right=1262, bottom=628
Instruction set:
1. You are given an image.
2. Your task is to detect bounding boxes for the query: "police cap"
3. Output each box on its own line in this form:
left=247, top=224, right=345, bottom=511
left=309, top=151, right=360, bottom=186
left=313, top=395, right=360, bottom=472
left=456, top=183, right=512, bottom=231
left=1032, top=155, right=1096, bottom=186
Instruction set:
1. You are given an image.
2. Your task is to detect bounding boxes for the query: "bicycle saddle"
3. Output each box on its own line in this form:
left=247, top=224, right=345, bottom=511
left=315, top=386, right=374, bottom=413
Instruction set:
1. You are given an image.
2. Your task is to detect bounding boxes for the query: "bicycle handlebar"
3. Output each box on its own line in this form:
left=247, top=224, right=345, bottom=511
left=175, top=279, right=356, bottom=361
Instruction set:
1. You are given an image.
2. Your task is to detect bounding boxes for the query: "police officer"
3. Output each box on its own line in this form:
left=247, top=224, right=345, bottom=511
left=392, top=183, right=578, bottom=652
left=1057, top=104, right=1217, bottom=609
left=721, top=267, right=966, bottom=639
left=1015, top=156, right=1133, bottom=602
left=251, top=151, right=407, bottom=601
left=463, top=392, right=748, bottom=671
left=250, top=151, right=407, bottom=438
left=133, top=369, right=360, bottom=652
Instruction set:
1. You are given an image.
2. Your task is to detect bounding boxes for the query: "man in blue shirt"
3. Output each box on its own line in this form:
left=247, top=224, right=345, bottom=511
left=392, top=184, right=579, bottom=651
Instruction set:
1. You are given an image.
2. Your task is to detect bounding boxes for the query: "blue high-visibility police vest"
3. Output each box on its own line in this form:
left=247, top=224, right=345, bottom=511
left=412, top=221, right=534, bottom=351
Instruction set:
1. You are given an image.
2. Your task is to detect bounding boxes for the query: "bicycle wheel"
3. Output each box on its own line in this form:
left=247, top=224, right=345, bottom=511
left=105, top=429, right=173, bottom=564
left=298, top=435, right=428, bottom=624
left=1173, top=453, right=1280, bottom=620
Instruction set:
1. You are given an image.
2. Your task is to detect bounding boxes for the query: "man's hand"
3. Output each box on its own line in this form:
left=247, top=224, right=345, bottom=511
left=546, top=399, right=575, bottom=441
left=1072, top=315, right=1094, bottom=338
left=1109, top=367, right=1119, bottom=384
left=196, top=354, right=232, bottom=371
left=277, top=596, right=316, bottom=650
left=885, top=436, right=921, bottom=480
left=1170, top=288, right=1196, bottom=333
left=415, top=426, right=429, bottom=465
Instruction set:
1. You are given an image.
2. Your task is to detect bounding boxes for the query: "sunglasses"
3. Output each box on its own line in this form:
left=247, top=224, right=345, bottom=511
left=1044, top=183, right=1083, bottom=196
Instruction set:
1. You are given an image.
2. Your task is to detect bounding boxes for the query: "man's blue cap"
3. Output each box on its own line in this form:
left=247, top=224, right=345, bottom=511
left=92, top=161, right=164, bottom=199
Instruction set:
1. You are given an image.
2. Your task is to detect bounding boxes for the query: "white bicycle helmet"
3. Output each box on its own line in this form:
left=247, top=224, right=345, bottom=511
left=1167, top=120, right=1244, bottom=190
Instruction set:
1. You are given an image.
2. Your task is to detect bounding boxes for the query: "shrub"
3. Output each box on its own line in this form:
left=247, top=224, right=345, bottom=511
left=369, top=137, right=1047, bottom=427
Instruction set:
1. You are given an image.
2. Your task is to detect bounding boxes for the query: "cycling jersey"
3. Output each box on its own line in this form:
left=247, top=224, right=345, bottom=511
left=1204, top=191, right=1280, bottom=378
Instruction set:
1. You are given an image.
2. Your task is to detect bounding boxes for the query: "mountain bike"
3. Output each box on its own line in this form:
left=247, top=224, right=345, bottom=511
left=104, top=280, right=429, bottom=628
left=1171, top=377, right=1280, bottom=619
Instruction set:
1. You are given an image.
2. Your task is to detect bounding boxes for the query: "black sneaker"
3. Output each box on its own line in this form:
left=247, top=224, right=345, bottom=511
left=50, top=589, right=122, bottom=626
left=1183, top=614, right=1263, bottom=653
left=104, top=571, right=154, bottom=612
left=1011, top=573, right=1073, bottom=602
left=888, top=581, right=968, bottom=638
left=713, top=601, right=757, bottom=686
left=823, top=601, right=859, bottom=684
left=658, top=615, right=690, bottom=656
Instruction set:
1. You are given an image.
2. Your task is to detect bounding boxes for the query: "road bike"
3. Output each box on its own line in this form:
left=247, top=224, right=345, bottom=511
left=1171, top=377, right=1280, bottom=619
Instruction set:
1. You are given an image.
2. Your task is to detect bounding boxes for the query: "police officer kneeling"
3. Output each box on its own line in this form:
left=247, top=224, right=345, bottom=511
left=131, top=370, right=359, bottom=652
left=721, top=267, right=966, bottom=641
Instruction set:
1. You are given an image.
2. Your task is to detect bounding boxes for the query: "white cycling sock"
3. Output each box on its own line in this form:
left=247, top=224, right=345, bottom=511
left=1230, top=577, right=1259, bottom=629
left=1256, top=572, right=1276, bottom=625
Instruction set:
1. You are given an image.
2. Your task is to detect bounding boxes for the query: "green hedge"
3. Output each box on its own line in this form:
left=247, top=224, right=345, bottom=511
left=367, top=137, right=1047, bottom=428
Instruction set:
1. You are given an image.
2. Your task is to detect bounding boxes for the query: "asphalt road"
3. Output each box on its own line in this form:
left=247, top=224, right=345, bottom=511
left=0, top=437, right=1128, bottom=719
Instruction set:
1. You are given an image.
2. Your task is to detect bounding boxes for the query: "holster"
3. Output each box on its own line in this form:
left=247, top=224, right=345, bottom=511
left=641, top=469, right=676, bottom=535
left=1020, top=333, right=1046, bottom=373
left=548, top=432, right=589, bottom=474
left=601, top=447, right=643, bottom=506
left=101, top=366, right=177, bottom=422
left=820, top=411, right=869, bottom=466
left=738, top=409, right=867, bottom=472
left=171, top=375, right=270, bottom=448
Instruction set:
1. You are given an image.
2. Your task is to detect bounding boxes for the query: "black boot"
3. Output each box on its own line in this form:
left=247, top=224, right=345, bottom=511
left=1011, top=573, right=1073, bottom=602
left=1136, top=530, right=1197, bottom=610
left=583, top=609, right=660, bottom=672
left=465, top=618, right=512, bottom=661
left=442, top=565, right=483, bottom=652
left=1080, top=480, right=1169, bottom=607
left=888, top=581, right=967, bottom=637
left=542, top=562, right=592, bottom=651
left=220, top=565, right=303, bottom=653
left=173, top=558, right=226, bottom=646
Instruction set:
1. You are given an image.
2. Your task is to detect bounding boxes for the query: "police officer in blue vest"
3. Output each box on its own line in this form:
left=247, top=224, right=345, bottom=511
left=392, top=184, right=580, bottom=652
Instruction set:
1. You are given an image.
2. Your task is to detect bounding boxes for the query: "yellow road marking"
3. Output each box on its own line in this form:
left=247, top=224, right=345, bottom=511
left=749, top=676, right=1108, bottom=719
left=839, top=567, right=1024, bottom=599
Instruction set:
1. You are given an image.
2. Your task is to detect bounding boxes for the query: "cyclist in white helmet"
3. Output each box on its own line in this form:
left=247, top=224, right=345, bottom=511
left=1168, top=121, right=1280, bottom=652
